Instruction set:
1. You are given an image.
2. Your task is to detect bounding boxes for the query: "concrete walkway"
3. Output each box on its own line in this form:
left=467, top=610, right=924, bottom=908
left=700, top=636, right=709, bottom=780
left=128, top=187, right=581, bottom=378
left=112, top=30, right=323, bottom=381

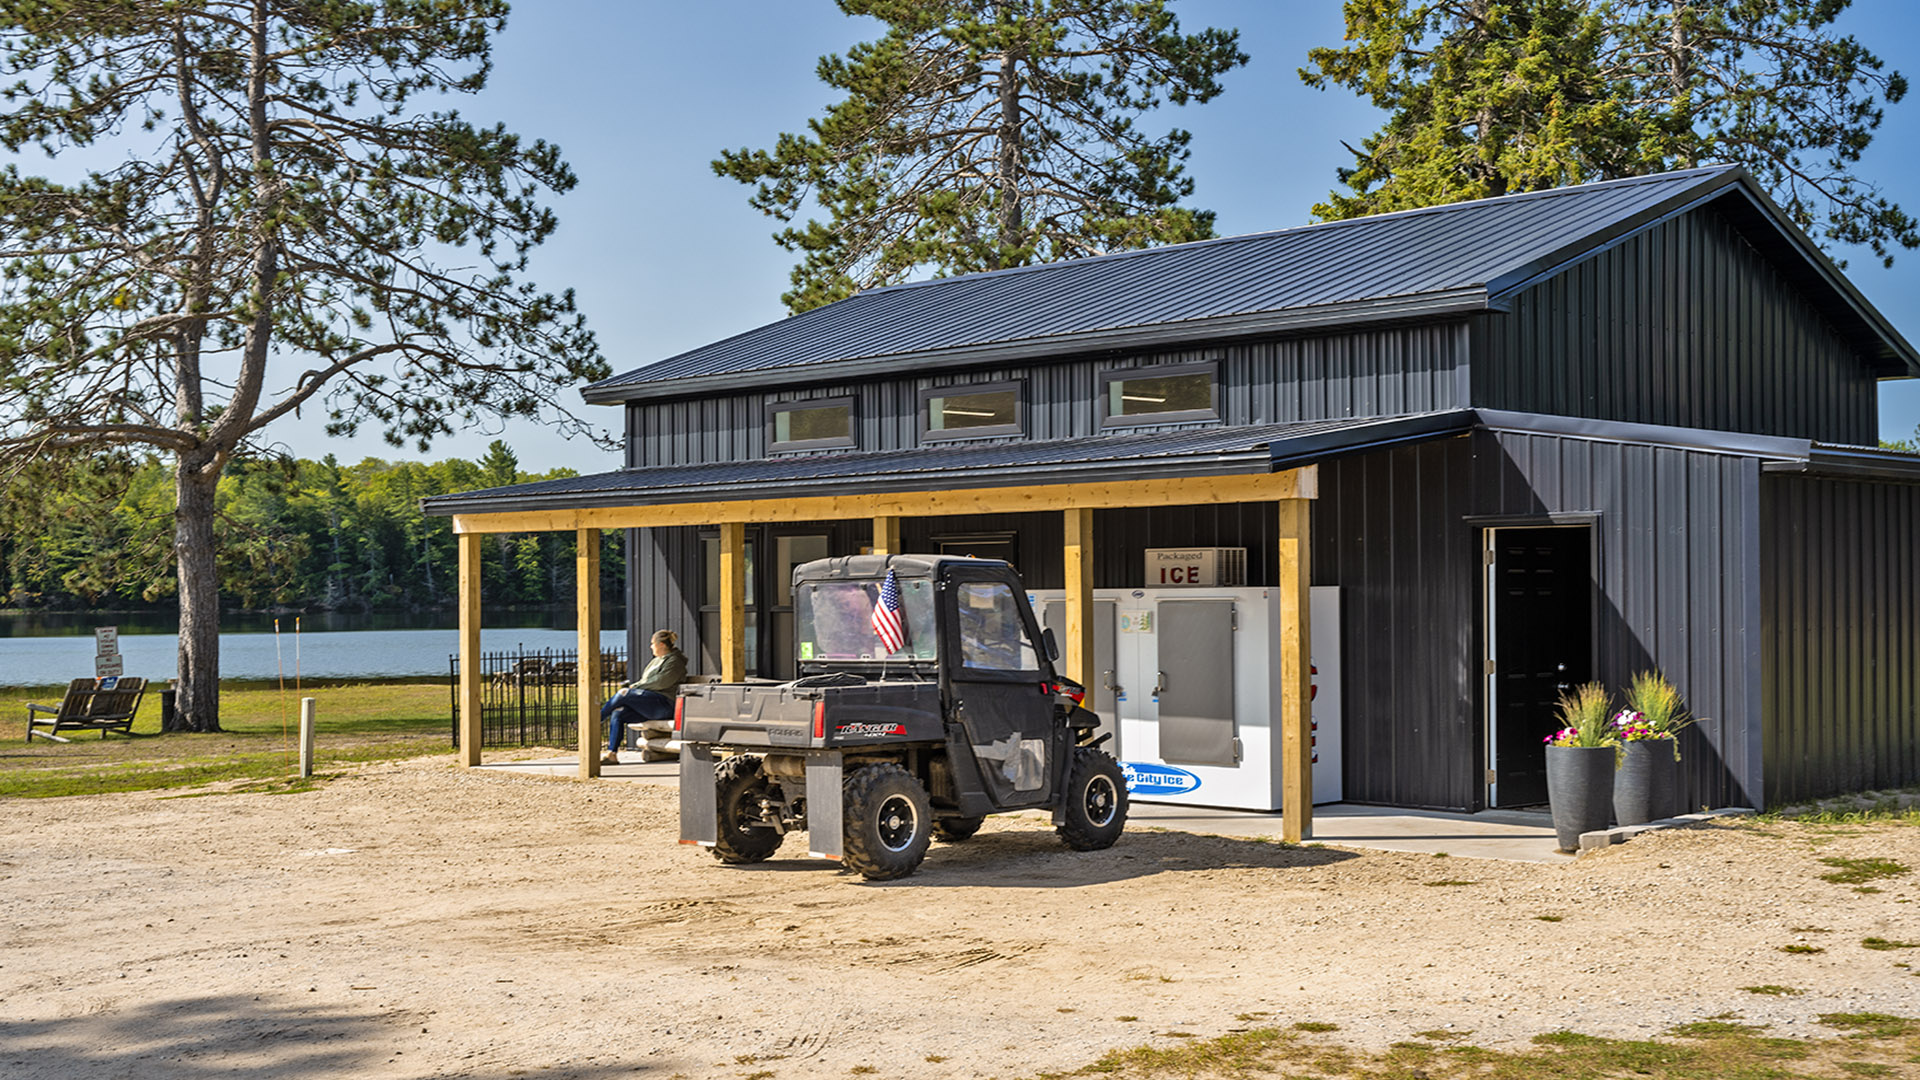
left=1128, top=801, right=1565, bottom=862
left=481, top=756, right=1569, bottom=863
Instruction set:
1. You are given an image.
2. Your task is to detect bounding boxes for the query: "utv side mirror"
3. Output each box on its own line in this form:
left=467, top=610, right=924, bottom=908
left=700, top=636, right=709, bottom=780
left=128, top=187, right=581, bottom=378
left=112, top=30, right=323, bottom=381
left=1041, top=626, right=1060, bottom=662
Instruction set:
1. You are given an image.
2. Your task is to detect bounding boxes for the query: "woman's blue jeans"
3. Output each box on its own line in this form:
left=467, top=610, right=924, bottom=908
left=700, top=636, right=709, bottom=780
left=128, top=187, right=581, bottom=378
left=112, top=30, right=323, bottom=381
left=603, top=688, right=673, bottom=752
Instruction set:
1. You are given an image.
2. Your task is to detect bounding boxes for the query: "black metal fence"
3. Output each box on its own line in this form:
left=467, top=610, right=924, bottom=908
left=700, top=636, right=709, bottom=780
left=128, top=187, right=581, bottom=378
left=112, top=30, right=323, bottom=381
left=449, top=647, right=630, bottom=749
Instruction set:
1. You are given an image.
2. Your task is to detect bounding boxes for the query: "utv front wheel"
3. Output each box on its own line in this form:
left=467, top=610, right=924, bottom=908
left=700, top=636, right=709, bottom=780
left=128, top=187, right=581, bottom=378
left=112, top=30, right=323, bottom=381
left=712, top=755, right=785, bottom=864
left=1057, top=747, right=1128, bottom=851
left=842, top=763, right=933, bottom=880
left=934, top=815, right=985, bottom=842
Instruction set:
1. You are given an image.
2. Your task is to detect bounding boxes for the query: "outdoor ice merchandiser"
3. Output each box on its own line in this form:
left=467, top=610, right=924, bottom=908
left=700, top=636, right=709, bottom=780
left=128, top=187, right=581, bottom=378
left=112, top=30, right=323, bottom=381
left=1033, top=586, right=1342, bottom=812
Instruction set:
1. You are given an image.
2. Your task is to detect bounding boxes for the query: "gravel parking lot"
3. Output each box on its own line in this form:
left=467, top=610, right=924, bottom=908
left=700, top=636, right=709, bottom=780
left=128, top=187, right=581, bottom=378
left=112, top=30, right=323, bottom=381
left=3, top=756, right=1915, bottom=1078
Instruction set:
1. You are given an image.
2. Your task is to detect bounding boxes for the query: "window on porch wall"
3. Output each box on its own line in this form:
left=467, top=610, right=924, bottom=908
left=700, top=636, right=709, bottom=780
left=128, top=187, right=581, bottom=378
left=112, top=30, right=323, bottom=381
left=700, top=535, right=756, bottom=676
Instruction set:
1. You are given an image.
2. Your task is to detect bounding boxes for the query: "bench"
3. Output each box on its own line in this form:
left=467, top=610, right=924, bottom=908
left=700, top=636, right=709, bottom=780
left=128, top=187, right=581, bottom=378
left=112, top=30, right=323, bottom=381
left=26, top=677, right=149, bottom=742
left=622, top=674, right=723, bottom=761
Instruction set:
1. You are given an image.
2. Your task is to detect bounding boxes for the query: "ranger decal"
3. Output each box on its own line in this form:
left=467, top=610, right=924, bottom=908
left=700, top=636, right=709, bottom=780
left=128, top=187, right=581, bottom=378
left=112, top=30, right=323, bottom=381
left=835, top=722, right=907, bottom=738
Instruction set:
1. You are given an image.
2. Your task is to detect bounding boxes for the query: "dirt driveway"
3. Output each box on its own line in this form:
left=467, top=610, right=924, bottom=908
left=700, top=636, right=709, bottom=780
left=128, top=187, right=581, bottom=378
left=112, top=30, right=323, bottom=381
left=2, top=757, right=1915, bottom=1078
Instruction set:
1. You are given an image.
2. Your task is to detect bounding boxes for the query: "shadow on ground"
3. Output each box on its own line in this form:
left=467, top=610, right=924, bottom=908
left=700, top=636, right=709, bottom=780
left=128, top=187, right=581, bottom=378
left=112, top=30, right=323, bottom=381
left=705, top=824, right=1362, bottom=887
left=0, top=993, right=665, bottom=1079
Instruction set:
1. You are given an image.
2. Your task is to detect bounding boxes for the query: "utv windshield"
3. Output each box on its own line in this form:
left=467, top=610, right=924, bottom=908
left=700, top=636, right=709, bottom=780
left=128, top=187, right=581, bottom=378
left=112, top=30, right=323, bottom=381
left=796, top=577, right=938, bottom=662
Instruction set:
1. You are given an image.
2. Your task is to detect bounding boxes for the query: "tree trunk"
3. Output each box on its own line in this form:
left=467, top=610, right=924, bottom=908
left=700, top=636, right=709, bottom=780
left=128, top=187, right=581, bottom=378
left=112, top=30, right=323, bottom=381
left=1670, top=0, right=1694, bottom=168
left=171, top=457, right=223, bottom=732
left=995, top=32, right=1025, bottom=265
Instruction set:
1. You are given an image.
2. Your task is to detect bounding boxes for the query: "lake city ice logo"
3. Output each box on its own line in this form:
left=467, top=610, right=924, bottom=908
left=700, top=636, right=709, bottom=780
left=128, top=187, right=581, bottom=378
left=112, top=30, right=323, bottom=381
left=1120, top=761, right=1201, bottom=795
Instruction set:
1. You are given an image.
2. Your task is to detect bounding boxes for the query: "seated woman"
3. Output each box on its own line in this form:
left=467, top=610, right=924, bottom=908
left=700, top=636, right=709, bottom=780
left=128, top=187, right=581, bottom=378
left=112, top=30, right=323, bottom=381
left=601, top=629, right=688, bottom=765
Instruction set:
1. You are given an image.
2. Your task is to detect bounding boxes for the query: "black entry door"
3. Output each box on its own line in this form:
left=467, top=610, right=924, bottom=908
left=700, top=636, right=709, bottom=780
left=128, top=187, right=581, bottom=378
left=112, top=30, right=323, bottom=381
left=1489, top=527, right=1591, bottom=806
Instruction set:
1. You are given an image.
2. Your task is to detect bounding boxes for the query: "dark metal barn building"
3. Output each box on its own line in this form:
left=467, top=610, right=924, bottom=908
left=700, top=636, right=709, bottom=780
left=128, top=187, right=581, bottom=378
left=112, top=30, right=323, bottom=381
left=425, top=165, right=1920, bottom=823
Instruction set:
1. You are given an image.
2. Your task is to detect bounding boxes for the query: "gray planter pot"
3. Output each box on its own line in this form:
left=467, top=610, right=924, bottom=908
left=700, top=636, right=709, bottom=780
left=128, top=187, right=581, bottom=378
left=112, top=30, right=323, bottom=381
left=1613, top=738, right=1678, bottom=826
left=1546, top=745, right=1616, bottom=851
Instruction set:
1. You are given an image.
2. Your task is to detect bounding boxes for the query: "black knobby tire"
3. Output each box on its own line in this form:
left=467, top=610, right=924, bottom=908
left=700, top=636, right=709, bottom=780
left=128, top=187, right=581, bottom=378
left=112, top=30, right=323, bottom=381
left=841, top=762, right=933, bottom=880
left=712, top=755, right=785, bottom=864
left=933, top=815, right=985, bottom=842
left=1056, top=747, right=1128, bottom=851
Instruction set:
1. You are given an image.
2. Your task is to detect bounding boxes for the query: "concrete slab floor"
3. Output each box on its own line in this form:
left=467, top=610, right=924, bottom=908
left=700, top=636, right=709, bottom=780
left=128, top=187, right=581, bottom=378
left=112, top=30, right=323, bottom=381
left=481, top=756, right=1568, bottom=863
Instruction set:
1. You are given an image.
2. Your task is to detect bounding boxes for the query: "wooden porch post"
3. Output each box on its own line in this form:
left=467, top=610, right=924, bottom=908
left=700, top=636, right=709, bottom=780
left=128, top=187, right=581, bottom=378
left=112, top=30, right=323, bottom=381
left=1278, top=497, right=1313, bottom=841
left=576, top=528, right=603, bottom=778
left=872, top=515, right=900, bottom=555
left=720, top=521, right=747, bottom=683
left=458, top=532, right=482, bottom=767
left=1063, top=507, right=1095, bottom=692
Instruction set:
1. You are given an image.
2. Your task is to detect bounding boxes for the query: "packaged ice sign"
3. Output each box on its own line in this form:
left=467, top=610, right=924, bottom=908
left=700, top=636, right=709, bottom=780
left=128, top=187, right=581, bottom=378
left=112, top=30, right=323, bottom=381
left=1121, top=761, right=1201, bottom=796
left=1143, top=548, right=1246, bottom=587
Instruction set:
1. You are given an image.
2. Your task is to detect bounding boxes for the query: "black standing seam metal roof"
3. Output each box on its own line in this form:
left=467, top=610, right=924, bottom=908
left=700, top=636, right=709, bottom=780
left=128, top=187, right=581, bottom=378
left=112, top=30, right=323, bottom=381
left=583, top=166, right=1920, bottom=405
left=420, top=414, right=1462, bottom=516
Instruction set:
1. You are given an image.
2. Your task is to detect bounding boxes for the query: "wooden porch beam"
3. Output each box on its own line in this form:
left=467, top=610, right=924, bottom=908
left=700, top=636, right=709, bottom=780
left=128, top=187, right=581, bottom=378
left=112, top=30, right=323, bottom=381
left=719, top=521, right=747, bottom=683
left=1062, top=507, right=1095, bottom=694
left=1278, top=497, right=1313, bottom=842
left=576, top=528, right=602, bottom=779
left=452, top=468, right=1317, bottom=535
left=457, top=532, right=482, bottom=767
left=872, top=515, right=901, bottom=555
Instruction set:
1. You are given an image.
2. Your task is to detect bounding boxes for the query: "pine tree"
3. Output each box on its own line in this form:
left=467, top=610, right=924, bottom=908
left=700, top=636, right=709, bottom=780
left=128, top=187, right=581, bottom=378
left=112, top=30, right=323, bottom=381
left=1303, top=0, right=1914, bottom=264
left=0, top=2, right=607, bottom=730
left=714, top=0, right=1248, bottom=313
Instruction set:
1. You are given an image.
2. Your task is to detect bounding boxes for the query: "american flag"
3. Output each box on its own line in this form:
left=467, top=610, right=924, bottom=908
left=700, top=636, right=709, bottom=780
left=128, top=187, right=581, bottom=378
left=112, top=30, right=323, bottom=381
left=871, top=569, right=906, bottom=654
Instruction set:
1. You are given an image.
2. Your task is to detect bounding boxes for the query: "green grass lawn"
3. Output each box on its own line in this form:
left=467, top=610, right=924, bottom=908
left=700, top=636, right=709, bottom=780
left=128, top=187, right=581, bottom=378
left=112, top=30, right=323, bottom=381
left=0, top=678, right=472, bottom=798
left=1046, top=1014, right=1920, bottom=1080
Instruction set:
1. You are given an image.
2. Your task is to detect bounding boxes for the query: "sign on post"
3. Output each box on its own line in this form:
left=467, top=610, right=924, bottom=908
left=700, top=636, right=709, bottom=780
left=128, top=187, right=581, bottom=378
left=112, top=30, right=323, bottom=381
left=94, top=626, right=123, bottom=679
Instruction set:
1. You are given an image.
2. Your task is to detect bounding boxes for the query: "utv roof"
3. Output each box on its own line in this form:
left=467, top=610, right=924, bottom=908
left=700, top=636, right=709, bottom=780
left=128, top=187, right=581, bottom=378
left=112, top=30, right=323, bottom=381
left=793, top=553, right=1011, bottom=583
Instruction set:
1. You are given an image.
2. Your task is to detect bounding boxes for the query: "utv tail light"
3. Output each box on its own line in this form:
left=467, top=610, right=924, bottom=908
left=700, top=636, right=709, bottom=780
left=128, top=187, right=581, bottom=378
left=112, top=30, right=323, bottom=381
left=673, top=694, right=685, bottom=733
left=1058, top=684, right=1087, bottom=707
left=812, top=700, right=826, bottom=740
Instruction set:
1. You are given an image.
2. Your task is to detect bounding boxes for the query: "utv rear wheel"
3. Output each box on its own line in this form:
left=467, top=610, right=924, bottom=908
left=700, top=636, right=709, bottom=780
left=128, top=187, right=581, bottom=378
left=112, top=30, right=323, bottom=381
left=842, top=763, right=932, bottom=880
left=1057, top=747, right=1128, bottom=851
left=933, top=815, right=985, bottom=842
left=712, top=755, right=784, bottom=864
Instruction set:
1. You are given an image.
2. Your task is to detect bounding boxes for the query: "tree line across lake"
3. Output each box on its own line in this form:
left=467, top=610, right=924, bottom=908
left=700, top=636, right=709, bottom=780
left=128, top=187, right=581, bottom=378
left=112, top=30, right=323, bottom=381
left=1, top=441, right=620, bottom=615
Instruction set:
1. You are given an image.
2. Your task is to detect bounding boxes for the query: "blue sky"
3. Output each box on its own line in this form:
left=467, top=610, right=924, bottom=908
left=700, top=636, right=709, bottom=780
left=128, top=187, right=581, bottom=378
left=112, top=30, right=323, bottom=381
left=259, top=1, right=1920, bottom=471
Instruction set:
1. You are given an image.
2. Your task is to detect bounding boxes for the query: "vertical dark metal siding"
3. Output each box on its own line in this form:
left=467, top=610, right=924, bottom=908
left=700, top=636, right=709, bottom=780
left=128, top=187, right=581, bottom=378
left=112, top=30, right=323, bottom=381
left=1761, top=475, right=1920, bottom=804
left=1479, top=431, right=1764, bottom=811
left=1315, top=430, right=1763, bottom=811
left=629, top=525, right=703, bottom=673
left=1315, top=436, right=1482, bottom=810
left=625, top=324, right=1469, bottom=466
left=1472, top=205, right=1878, bottom=444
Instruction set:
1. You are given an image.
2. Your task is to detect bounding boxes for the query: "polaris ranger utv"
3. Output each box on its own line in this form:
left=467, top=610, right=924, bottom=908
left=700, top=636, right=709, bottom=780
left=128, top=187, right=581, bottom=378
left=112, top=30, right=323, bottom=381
left=676, top=554, right=1127, bottom=880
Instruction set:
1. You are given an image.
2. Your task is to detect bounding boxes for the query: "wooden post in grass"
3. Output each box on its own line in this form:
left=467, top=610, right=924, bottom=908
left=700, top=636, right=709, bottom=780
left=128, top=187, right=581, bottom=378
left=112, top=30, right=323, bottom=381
left=299, top=697, right=316, bottom=778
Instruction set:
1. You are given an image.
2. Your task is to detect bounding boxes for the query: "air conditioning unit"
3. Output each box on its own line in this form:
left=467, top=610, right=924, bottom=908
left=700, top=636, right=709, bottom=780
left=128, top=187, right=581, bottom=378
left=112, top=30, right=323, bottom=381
left=1143, top=548, right=1247, bottom=588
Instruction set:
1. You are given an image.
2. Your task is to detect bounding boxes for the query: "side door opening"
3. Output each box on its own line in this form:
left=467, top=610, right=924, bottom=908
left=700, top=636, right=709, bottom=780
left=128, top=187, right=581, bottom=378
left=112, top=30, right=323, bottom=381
left=1485, top=525, right=1593, bottom=808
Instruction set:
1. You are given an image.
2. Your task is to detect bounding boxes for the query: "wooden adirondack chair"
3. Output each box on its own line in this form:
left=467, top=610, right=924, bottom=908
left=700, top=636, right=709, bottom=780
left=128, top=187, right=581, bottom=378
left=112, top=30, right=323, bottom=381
left=26, top=676, right=148, bottom=742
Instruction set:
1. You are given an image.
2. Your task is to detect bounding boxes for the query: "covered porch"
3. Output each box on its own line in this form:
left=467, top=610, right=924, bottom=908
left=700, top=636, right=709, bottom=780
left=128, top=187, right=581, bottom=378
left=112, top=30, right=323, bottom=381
left=430, top=436, right=1324, bottom=838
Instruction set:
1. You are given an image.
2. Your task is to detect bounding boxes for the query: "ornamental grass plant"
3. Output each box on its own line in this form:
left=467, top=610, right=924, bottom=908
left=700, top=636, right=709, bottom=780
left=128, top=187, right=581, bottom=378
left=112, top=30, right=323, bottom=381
left=1546, top=682, right=1616, bottom=748
left=1615, top=670, right=1695, bottom=759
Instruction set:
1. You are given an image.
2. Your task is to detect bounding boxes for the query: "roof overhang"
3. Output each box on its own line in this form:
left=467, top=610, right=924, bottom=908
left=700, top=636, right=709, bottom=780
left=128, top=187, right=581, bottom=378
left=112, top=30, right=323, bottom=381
left=422, top=414, right=1473, bottom=531
left=1762, top=443, right=1920, bottom=483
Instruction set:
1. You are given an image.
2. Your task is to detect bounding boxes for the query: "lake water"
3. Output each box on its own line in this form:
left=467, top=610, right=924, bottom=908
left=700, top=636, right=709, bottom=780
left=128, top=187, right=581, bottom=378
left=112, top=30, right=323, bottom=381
left=0, top=610, right=628, bottom=686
